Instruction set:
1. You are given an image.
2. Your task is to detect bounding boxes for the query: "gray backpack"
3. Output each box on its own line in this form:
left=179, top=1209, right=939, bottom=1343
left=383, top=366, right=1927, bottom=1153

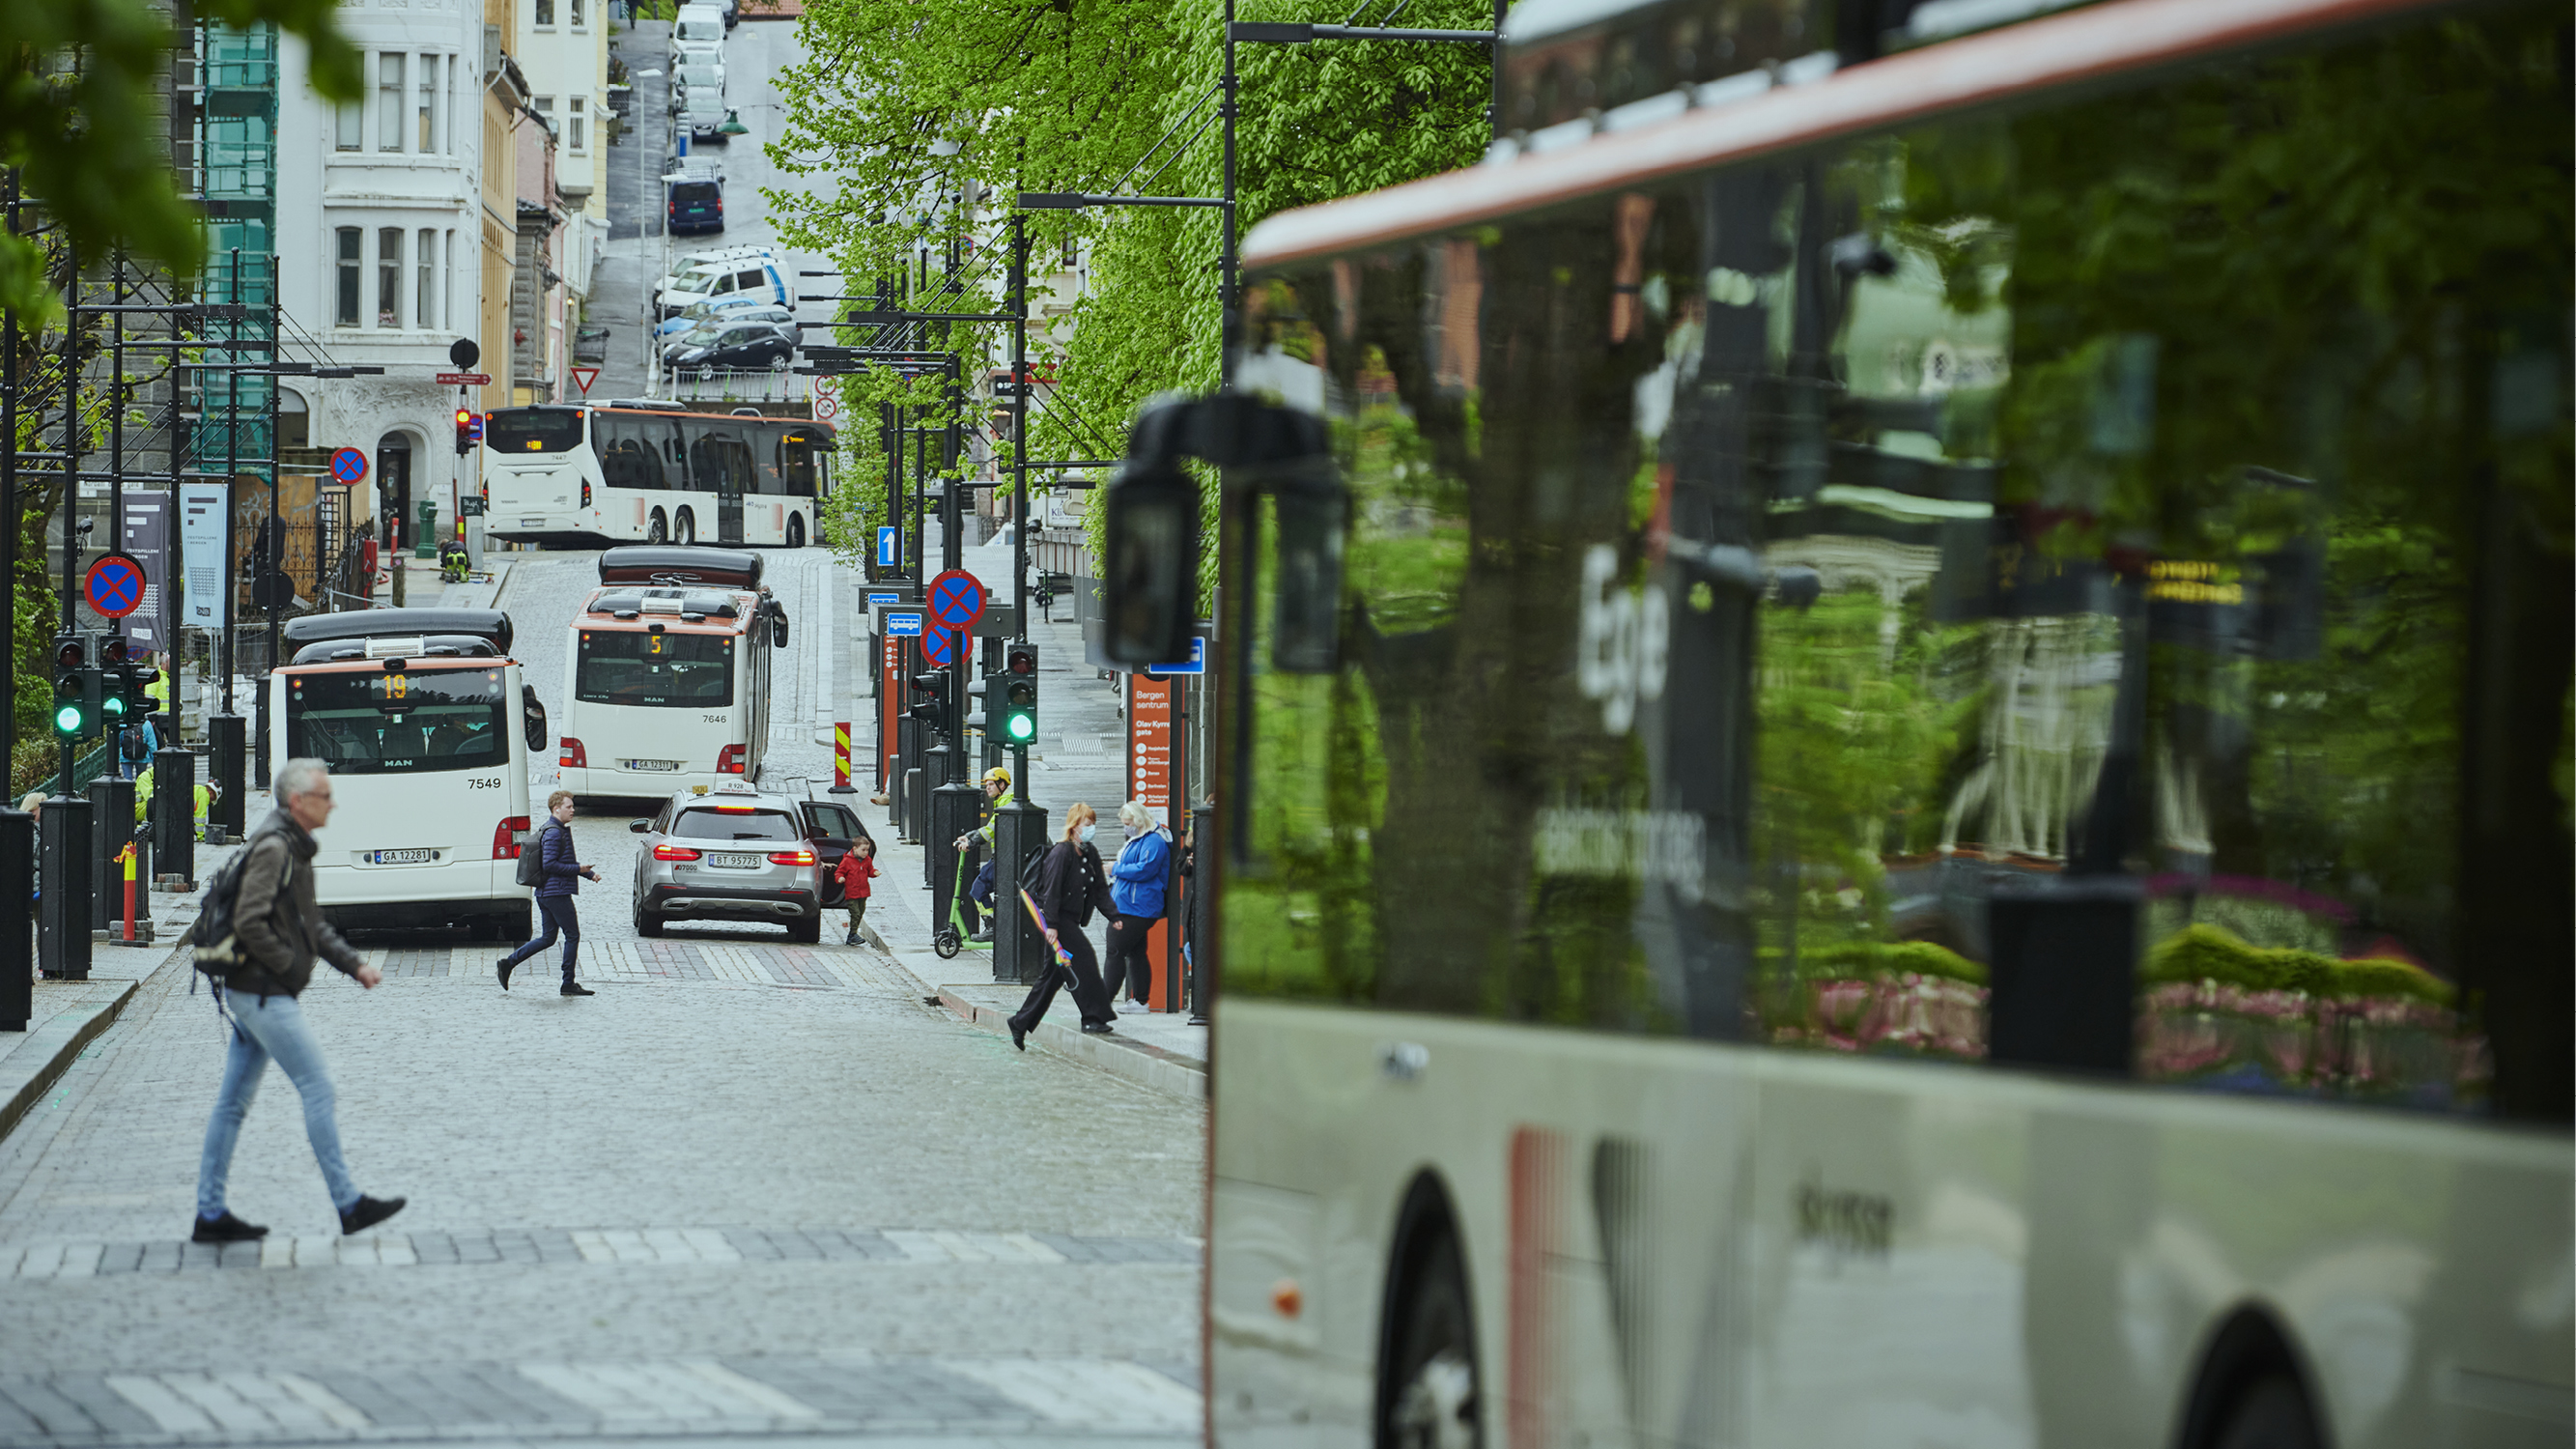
left=515, top=820, right=556, bottom=888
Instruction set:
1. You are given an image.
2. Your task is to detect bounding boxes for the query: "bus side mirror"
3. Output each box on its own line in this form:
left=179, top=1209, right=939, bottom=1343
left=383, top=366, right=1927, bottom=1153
left=1100, top=457, right=1201, bottom=666
left=522, top=685, right=548, bottom=752
left=771, top=611, right=789, bottom=648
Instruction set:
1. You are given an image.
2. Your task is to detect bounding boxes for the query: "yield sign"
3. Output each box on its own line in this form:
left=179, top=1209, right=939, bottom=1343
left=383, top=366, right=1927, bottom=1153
left=571, top=366, right=602, bottom=395
left=927, top=569, right=985, bottom=630
left=84, top=552, right=148, bottom=619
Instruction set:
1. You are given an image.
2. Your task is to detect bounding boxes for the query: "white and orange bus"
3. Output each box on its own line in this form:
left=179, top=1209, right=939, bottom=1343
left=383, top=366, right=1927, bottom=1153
left=1117, top=0, right=2576, bottom=1443
left=553, top=547, right=792, bottom=799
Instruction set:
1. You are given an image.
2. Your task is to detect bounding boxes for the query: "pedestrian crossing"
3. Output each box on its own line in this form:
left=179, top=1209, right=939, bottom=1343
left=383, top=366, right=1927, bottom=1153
left=349, top=942, right=920, bottom=994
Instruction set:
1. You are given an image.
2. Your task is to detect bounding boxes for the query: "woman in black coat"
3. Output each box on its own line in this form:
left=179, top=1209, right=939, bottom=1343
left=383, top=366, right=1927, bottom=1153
left=1006, top=802, right=1116, bottom=1048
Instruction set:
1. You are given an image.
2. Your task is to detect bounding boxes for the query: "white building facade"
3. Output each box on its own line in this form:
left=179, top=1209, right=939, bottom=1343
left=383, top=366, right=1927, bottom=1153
left=274, top=1, right=486, bottom=557
left=517, top=0, right=610, bottom=387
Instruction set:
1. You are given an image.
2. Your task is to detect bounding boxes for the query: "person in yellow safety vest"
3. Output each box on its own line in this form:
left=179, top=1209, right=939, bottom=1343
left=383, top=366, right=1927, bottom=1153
left=949, top=765, right=1012, bottom=943
left=147, top=652, right=174, bottom=719
left=133, top=765, right=217, bottom=839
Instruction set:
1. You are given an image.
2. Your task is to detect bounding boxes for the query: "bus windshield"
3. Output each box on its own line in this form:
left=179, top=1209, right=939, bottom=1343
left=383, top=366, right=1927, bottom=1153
left=286, top=668, right=509, bottom=775
left=488, top=408, right=584, bottom=454
left=577, top=629, right=735, bottom=708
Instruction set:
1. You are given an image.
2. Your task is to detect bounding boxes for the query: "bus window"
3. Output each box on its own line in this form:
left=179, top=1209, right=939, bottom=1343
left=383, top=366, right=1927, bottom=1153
left=780, top=434, right=820, bottom=497
left=595, top=413, right=669, bottom=489
left=684, top=426, right=754, bottom=495
left=488, top=407, right=584, bottom=453
left=287, top=668, right=508, bottom=774
left=576, top=630, right=736, bottom=708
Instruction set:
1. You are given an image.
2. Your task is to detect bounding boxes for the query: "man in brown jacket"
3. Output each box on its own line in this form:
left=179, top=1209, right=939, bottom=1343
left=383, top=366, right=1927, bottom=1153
left=192, top=758, right=407, bottom=1243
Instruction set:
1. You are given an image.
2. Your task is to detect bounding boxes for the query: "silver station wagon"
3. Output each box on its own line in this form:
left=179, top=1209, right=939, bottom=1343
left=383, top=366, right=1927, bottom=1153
left=629, top=781, right=822, bottom=942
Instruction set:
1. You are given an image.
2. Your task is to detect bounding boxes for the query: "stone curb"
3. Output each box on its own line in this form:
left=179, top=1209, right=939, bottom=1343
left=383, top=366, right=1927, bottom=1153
left=0, top=975, right=145, bottom=1147
left=933, top=988, right=1206, bottom=1103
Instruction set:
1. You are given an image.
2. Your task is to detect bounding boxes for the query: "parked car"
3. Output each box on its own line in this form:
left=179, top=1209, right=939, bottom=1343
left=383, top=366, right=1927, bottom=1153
left=720, top=0, right=741, bottom=26
left=656, top=298, right=798, bottom=342
left=666, top=320, right=797, bottom=372
left=794, top=797, right=871, bottom=906
left=655, top=256, right=790, bottom=320
left=666, top=175, right=724, bottom=235
left=657, top=244, right=776, bottom=297
left=629, top=782, right=824, bottom=942
left=669, top=10, right=726, bottom=68
left=667, top=61, right=724, bottom=114
left=678, top=98, right=730, bottom=144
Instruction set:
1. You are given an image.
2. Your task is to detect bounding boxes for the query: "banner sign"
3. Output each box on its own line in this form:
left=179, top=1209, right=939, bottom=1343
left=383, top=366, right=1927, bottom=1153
left=119, top=496, right=171, bottom=650
left=177, top=483, right=229, bottom=631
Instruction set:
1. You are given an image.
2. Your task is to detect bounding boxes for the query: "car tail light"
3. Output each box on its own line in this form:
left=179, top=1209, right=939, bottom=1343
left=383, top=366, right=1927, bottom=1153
left=494, top=816, right=530, bottom=860
left=717, top=743, right=747, bottom=774
left=653, top=843, right=702, bottom=862
left=560, top=736, right=587, bottom=767
left=766, top=849, right=814, bottom=867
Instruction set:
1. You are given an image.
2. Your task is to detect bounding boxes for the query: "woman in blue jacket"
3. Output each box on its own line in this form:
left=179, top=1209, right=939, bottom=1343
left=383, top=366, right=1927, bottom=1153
left=1102, top=800, right=1172, bottom=1007
left=497, top=789, right=601, bottom=996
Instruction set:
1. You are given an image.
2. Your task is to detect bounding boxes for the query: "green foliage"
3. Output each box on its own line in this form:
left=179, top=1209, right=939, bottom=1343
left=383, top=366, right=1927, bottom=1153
left=0, top=0, right=358, bottom=322
left=1802, top=939, right=1988, bottom=986
left=774, top=0, right=1495, bottom=562
left=2142, top=923, right=2453, bottom=1006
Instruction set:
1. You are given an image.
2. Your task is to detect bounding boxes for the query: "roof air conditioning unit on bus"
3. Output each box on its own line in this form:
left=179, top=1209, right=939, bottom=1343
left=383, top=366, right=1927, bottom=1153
left=280, top=608, right=515, bottom=656
left=597, top=545, right=763, bottom=589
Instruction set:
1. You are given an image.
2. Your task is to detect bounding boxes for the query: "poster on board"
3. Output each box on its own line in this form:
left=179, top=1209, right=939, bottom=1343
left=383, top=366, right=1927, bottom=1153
left=118, top=495, right=170, bottom=651
left=177, top=482, right=229, bottom=631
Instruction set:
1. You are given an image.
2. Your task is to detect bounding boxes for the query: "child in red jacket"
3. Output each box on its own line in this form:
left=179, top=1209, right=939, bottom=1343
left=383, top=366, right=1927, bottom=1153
left=833, top=838, right=879, bottom=946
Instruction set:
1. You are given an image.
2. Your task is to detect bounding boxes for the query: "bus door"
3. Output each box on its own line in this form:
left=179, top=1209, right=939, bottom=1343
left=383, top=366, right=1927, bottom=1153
left=717, top=438, right=748, bottom=544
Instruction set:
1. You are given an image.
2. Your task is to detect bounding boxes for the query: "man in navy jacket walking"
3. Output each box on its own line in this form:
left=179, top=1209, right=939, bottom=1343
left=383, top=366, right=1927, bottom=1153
left=497, top=790, right=600, bottom=996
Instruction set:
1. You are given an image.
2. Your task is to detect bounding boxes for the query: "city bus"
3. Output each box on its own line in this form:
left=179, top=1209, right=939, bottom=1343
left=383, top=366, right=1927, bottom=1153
left=1153, top=0, right=2575, bottom=1444
left=480, top=403, right=835, bottom=550
left=269, top=608, right=544, bottom=939
left=553, top=546, right=791, bottom=799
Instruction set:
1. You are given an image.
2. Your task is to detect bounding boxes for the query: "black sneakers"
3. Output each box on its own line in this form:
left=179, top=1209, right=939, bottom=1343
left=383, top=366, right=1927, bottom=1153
left=339, top=1195, right=406, bottom=1236
left=560, top=981, right=594, bottom=997
left=191, top=1210, right=268, bottom=1243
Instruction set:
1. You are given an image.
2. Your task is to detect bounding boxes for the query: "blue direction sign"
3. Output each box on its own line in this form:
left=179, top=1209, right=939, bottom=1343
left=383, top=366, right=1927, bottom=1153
left=883, top=611, right=924, bottom=638
left=328, top=447, right=368, bottom=485
left=920, top=627, right=957, bottom=668
left=866, top=591, right=903, bottom=608
left=875, top=526, right=899, bottom=570
left=927, top=569, right=986, bottom=630
left=83, top=552, right=148, bottom=620
left=1148, top=637, right=1205, bottom=676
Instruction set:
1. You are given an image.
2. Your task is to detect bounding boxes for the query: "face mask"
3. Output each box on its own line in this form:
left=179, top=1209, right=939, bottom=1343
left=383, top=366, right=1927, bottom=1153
left=1078, top=824, right=1096, bottom=843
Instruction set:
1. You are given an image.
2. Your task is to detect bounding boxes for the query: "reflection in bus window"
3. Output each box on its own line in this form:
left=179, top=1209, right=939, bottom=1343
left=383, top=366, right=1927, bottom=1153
left=287, top=669, right=510, bottom=775
left=594, top=414, right=669, bottom=490
left=487, top=408, right=583, bottom=453
left=1225, top=2, right=2568, bottom=1117
left=576, top=630, right=736, bottom=708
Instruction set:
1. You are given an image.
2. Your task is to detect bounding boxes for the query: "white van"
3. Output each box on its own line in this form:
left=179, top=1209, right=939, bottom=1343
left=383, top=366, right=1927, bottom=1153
left=670, top=9, right=725, bottom=66
left=655, top=256, right=790, bottom=320
left=269, top=609, right=545, bottom=939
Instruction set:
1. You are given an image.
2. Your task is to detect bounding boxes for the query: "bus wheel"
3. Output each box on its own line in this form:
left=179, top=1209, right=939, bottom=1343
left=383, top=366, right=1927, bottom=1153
left=635, top=906, right=665, bottom=938
left=674, top=510, right=696, bottom=546
left=786, top=514, right=806, bottom=549
left=648, top=508, right=667, bottom=544
left=1380, top=1225, right=1481, bottom=1449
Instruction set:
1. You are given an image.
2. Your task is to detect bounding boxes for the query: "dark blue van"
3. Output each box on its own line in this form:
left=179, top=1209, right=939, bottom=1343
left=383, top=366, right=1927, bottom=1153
left=667, top=176, right=723, bottom=236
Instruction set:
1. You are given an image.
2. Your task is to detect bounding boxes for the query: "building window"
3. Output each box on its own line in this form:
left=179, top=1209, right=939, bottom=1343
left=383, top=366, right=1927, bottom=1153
left=335, top=228, right=361, bottom=327
left=534, top=0, right=554, bottom=25
left=335, top=98, right=360, bottom=152
left=572, top=0, right=585, bottom=25
left=418, top=54, right=437, bottom=152
left=444, top=229, right=457, bottom=330
left=379, top=52, right=406, bottom=153
left=379, top=227, right=403, bottom=327
left=417, top=228, right=435, bottom=331
left=1062, top=236, right=1079, bottom=268
left=534, top=97, right=554, bottom=137
left=568, top=97, right=585, bottom=153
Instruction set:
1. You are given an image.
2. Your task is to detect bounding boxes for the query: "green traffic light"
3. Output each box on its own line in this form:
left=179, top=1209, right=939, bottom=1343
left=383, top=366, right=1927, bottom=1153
left=101, top=694, right=125, bottom=721
left=1005, top=714, right=1035, bottom=742
left=52, top=702, right=82, bottom=736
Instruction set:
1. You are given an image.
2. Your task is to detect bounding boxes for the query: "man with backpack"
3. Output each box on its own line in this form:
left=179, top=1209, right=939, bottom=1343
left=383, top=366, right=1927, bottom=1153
left=192, top=757, right=406, bottom=1243
left=116, top=713, right=156, bottom=781
left=495, top=789, right=600, bottom=995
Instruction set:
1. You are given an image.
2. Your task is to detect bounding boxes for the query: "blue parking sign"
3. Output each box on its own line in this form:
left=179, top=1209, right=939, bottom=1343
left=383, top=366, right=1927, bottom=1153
left=876, top=526, right=900, bottom=569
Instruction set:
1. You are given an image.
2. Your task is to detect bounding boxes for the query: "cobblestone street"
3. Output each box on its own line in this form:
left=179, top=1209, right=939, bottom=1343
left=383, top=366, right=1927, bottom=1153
left=0, top=541, right=1205, bottom=1445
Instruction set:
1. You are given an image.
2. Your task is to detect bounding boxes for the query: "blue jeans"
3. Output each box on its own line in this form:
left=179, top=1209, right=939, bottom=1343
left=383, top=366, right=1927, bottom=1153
left=969, top=859, right=996, bottom=908
left=197, top=988, right=359, bottom=1218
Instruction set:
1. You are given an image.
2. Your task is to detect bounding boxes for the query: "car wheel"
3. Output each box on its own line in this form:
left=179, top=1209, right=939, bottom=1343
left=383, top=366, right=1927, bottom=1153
left=647, top=508, right=667, bottom=544
left=1380, top=1223, right=1482, bottom=1449
left=785, top=514, right=805, bottom=550
left=635, top=906, right=665, bottom=938
left=674, top=510, right=695, bottom=546
left=789, top=914, right=822, bottom=946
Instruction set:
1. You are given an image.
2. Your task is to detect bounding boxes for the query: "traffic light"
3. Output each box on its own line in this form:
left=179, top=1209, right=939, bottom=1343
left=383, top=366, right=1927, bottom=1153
left=97, top=636, right=127, bottom=730
left=50, top=636, right=86, bottom=741
left=121, top=659, right=158, bottom=722
left=905, top=670, right=950, bottom=737
left=455, top=407, right=474, bottom=455
left=998, top=642, right=1037, bottom=747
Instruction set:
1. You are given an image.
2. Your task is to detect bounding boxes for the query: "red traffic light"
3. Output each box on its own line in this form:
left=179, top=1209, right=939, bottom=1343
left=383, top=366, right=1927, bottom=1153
left=100, top=635, right=128, bottom=667
left=1005, top=644, right=1036, bottom=674
left=52, top=637, right=82, bottom=671
left=455, top=408, right=472, bottom=426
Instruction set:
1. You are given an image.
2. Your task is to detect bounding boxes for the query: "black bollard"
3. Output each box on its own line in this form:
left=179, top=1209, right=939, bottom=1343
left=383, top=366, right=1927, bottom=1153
left=39, top=795, right=91, bottom=980
left=208, top=714, right=246, bottom=839
left=86, top=778, right=134, bottom=933
left=151, top=747, right=197, bottom=888
left=991, top=795, right=1050, bottom=984
left=0, top=810, right=30, bottom=1028
left=928, top=775, right=981, bottom=940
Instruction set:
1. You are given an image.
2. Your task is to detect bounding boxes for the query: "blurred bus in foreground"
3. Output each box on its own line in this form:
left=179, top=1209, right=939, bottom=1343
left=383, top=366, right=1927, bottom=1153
left=1146, top=0, right=2575, bottom=1443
